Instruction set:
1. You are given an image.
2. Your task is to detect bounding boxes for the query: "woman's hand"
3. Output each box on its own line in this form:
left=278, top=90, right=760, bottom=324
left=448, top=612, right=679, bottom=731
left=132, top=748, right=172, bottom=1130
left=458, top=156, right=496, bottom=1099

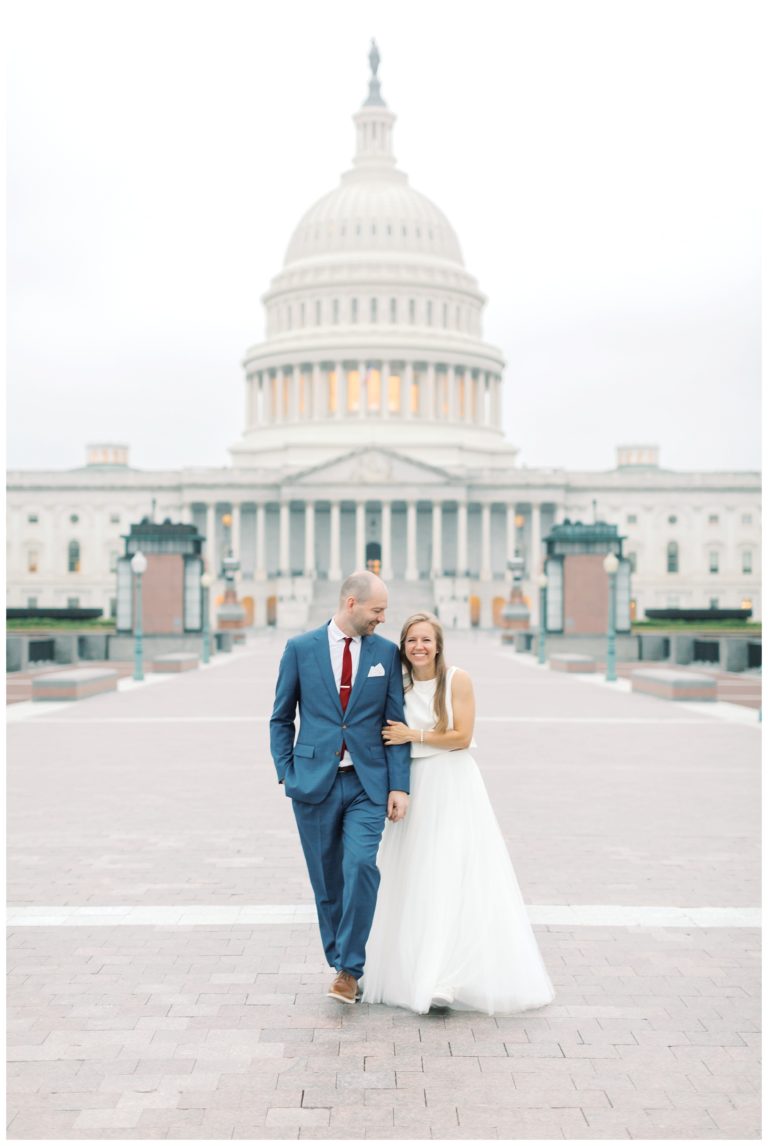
left=381, top=720, right=413, bottom=745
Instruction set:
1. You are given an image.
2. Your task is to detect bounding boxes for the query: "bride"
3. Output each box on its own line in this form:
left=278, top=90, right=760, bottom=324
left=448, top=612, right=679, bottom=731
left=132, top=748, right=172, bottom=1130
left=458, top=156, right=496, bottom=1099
left=361, top=611, right=556, bottom=1015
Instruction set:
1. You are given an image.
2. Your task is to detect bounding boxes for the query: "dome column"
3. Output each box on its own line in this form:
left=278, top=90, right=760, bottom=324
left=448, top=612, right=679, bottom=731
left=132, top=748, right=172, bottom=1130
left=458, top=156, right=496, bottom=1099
left=279, top=502, right=290, bottom=575
left=355, top=502, right=366, bottom=569
left=431, top=503, right=443, bottom=577
left=358, top=361, right=367, bottom=418
left=448, top=366, right=458, bottom=422
left=405, top=501, right=418, bottom=582
left=329, top=501, right=342, bottom=581
left=506, top=503, right=519, bottom=583
left=312, top=364, right=323, bottom=418
left=381, top=501, right=393, bottom=580
left=335, top=363, right=347, bottom=420
left=480, top=503, right=492, bottom=581
left=304, top=501, right=315, bottom=576
left=457, top=502, right=468, bottom=575
left=231, top=503, right=242, bottom=564
left=403, top=362, right=414, bottom=419
left=426, top=363, right=436, bottom=420
left=381, top=361, right=390, bottom=420
left=255, top=503, right=266, bottom=580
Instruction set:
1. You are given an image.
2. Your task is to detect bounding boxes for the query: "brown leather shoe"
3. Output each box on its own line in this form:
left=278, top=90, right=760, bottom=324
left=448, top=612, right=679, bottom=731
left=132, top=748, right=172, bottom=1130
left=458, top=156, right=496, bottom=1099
left=327, top=970, right=358, bottom=1004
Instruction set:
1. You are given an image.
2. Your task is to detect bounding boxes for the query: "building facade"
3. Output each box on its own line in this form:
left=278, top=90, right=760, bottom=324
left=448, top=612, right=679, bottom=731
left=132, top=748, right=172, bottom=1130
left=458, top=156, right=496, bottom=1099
left=6, top=52, right=761, bottom=629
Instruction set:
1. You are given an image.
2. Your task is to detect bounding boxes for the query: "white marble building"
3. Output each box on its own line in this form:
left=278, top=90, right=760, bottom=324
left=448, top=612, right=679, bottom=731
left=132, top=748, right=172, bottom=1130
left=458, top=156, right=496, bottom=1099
left=6, top=51, right=761, bottom=629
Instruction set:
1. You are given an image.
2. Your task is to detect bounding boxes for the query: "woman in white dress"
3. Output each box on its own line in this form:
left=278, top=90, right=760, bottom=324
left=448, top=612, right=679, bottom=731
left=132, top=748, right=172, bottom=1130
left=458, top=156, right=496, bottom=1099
left=361, top=612, right=556, bottom=1015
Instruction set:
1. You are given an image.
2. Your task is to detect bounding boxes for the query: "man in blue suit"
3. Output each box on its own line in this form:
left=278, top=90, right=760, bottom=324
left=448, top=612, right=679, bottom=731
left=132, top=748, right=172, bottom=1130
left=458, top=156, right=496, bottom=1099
left=270, top=570, right=410, bottom=1003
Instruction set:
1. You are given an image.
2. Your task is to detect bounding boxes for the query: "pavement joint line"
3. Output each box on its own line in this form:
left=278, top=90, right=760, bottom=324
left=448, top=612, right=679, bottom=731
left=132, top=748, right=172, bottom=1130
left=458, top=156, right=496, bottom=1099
left=5, top=904, right=761, bottom=927
left=7, top=715, right=743, bottom=726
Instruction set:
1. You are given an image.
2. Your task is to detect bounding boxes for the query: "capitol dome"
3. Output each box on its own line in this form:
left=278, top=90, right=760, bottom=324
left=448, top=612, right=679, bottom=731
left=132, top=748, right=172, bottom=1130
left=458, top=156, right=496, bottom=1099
left=233, top=43, right=509, bottom=471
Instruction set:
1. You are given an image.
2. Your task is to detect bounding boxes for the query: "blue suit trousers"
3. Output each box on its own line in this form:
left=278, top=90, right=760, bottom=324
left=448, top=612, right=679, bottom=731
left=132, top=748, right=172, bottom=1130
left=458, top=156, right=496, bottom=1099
left=291, top=769, right=387, bottom=979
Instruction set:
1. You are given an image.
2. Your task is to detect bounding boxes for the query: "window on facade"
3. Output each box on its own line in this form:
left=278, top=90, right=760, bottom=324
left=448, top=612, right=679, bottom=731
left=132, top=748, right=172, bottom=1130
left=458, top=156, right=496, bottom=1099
left=709, top=551, right=719, bottom=574
left=386, top=224, right=392, bottom=235
left=315, top=300, right=322, bottom=325
left=709, top=598, right=719, bottom=609
left=627, top=552, right=637, bottom=573
left=742, top=513, right=753, bottom=525
left=300, top=302, right=305, bottom=326
left=68, top=540, right=81, bottom=573
left=27, top=514, right=38, bottom=524
left=708, top=514, right=719, bottom=525
left=110, top=598, right=117, bottom=618
left=27, top=597, right=38, bottom=609
left=426, top=300, right=432, bottom=325
left=370, top=297, right=377, bottom=323
left=627, top=514, right=637, bottom=524
left=666, top=541, right=678, bottom=573
left=286, top=306, right=292, bottom=329
left=109, top=551, right=118, bottom=573
left=409, top=299, right=415, bottom=323
left=332, top=299, right=339, bottom=324
left=742, top=550, right=753, bottom=574
left=110, top=513, right=120, bottom=524
left=389, top=298, right=397, bottom=323
left=668, top=515, right=677, bottom=524
left=70, top=514, right=79, bottom=524
left=27, top=550, right=39, bottom=574
left=741, top=597, right=753, bottom=610
left=443, top=302, right=448, bottom=327
left=350, top=298, right=358, bottom=323
left=67, top=597, right=80, bottom=609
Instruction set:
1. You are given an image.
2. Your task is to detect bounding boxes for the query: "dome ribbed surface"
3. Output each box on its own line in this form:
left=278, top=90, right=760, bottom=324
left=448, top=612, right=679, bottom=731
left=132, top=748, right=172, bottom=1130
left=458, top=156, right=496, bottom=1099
left=283, top=177, right=464, bottom=267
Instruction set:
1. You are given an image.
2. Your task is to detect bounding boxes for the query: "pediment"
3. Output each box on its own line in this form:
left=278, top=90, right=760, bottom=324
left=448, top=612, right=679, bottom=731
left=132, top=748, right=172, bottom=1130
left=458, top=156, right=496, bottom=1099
left=291, top=448, right=455, bottom=488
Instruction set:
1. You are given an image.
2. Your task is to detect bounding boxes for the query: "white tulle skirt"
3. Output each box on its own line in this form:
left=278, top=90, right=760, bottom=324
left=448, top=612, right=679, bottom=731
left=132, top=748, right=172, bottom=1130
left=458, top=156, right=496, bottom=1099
left=361, top=748, right=556, bottom=1015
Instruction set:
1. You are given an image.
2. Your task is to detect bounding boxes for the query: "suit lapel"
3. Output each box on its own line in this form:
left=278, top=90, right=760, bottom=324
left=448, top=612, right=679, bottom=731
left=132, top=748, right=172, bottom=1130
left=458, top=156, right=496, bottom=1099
left=313, top=625, right=344, bottom=716
left=344, top=636, right=376, bottom=720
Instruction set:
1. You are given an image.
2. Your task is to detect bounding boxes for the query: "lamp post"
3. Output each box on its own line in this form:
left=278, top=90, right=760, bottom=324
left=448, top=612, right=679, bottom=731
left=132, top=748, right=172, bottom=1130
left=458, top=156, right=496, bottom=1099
left=201, top=571, right=213, bottom=664
left=537, top=572, right=548, bottom=664
left=603, top=551, right=619, bottom=682
left=130, top=550, right=147, bottom=681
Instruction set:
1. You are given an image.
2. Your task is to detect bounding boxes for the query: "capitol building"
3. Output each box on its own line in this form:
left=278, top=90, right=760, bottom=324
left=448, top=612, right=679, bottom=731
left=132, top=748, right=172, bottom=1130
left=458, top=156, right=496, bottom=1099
left=6, top=48, right=761, bottom=629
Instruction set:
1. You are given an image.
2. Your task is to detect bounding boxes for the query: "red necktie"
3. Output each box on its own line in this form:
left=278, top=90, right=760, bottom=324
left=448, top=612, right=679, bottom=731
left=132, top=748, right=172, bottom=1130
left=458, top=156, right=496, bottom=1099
left=339, top=636, right=352, bottom=759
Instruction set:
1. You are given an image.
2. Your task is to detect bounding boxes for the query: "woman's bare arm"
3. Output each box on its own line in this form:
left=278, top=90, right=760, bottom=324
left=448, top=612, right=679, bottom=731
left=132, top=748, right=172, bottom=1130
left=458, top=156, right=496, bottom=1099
left=382, top=668, right=476, bottom=750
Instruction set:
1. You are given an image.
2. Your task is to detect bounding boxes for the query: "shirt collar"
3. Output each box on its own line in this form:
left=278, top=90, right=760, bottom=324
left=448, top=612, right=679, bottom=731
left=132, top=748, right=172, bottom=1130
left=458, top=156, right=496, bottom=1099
left=329, top=618, right=361, bottom=644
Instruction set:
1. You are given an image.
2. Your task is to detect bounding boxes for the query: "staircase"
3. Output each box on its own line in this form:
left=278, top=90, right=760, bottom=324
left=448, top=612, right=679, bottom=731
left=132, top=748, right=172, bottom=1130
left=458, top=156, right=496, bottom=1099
left=305, top=578, right=436, bottom=633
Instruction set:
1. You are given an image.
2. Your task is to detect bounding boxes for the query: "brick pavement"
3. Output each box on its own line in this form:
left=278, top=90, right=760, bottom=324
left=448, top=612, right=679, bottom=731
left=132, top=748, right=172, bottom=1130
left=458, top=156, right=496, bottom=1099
left=6, top=631, right=761, bottom=1139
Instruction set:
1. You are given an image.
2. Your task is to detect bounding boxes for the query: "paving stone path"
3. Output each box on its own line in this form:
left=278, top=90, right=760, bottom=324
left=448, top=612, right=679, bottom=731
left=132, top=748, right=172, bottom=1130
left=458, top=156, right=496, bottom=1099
left=6, top=631, right=761, bottom=1139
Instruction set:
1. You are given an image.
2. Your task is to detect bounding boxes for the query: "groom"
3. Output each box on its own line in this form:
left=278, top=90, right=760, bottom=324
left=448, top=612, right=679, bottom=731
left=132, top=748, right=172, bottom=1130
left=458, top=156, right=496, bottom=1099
left=270, top=570, right=410, bottom=1003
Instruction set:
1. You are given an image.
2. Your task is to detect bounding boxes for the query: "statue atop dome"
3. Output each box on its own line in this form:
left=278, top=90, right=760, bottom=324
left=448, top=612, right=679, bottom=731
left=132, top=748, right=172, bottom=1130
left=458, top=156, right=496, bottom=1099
left=369, top=38, right=380, bottom=77
left=364, top=38, right=386, bottom=107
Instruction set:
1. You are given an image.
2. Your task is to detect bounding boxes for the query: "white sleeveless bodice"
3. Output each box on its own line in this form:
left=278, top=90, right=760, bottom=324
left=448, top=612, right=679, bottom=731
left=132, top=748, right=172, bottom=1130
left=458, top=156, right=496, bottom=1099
left=404, top=665, right=477, bottom=756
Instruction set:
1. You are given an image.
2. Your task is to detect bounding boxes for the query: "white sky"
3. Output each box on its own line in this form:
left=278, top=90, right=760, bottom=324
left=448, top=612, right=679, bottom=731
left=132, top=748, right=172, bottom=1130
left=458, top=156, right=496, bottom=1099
left=6, top=0, right=762, bottom=474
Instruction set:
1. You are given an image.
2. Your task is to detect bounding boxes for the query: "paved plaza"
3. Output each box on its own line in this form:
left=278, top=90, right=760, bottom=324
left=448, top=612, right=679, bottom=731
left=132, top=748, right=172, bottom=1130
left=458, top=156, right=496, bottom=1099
left=6, top=630, right=761, bottom=1139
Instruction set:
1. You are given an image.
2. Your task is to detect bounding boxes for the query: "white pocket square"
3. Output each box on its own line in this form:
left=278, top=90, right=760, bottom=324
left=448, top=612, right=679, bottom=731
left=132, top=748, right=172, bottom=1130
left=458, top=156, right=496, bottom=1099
left=368, top=663, right=385, bottom=677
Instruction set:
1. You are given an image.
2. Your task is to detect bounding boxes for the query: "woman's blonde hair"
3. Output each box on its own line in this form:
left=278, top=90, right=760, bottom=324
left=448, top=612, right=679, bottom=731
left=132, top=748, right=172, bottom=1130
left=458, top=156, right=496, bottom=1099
left=399, top=612, right=449, bottom=733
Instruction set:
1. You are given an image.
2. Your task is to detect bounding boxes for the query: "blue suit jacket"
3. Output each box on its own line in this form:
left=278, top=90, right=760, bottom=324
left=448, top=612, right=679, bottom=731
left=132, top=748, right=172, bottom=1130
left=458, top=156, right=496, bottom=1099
left=269, top=622, right=411, bottom=806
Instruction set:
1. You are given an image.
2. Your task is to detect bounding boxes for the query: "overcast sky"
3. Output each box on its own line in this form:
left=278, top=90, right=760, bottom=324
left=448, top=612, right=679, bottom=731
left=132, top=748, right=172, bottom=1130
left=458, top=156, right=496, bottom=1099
left=7, top=0, right=762, bottom=475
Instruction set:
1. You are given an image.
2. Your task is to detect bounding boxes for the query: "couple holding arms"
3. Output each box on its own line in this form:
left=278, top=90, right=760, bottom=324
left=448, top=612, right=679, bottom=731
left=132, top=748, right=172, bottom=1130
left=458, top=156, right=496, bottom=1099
left=270, top=570, right=554, bottom=1014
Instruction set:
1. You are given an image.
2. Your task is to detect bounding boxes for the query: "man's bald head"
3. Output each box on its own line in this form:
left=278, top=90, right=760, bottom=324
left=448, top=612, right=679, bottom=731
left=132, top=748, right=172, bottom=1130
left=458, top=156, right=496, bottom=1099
left=334, top=570, right=389, bottom=637
left=339, top=570, right=386, bottom=606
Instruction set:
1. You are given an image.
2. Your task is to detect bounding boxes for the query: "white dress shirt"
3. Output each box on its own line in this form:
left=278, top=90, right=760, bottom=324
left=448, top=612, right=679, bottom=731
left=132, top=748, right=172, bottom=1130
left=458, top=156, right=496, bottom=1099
left=328, top=619, right=362, bottom=768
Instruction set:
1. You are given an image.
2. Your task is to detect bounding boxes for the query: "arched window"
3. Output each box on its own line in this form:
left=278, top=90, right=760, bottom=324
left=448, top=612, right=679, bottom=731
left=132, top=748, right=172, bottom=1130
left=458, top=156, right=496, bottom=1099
left=27, top=550, right=39, bottom=574
left=742, top=550, right=753, bottom=575
left=68, top=540, right=81, bottom=573
left=666, top=541, right=678, bottom=574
